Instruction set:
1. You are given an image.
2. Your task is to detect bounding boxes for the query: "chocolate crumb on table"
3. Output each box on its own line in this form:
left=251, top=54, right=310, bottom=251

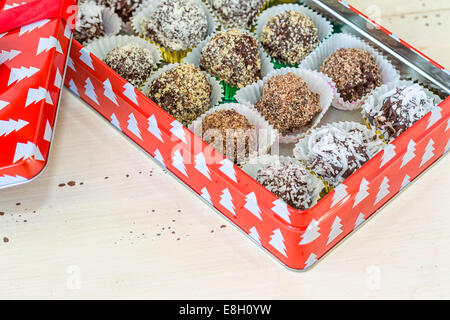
left=320, top=48, right=382, bottom=102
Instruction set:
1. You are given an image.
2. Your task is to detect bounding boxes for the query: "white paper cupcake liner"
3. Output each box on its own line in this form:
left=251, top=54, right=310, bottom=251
left=131, top=0, right=218, bottom=51
left=102, top=7, right=123, bottom=36
left=141, top=63, right=224, bottom=110
left=235, top=67, right=334, bottom=144
left=255, top=3, right=333, bottom=66
left=189, top=103, right=279, bottom=163
left=299, top=33, right=400, bottom=111
left=184, top=28, right=275, bottom=82
left=362, top=80, right=443, bottom=142
left=85, top=35, right=162, bottom=67
left=293, top=121, right=385, bottom=187
left=241, top=155, right=325, bottom=209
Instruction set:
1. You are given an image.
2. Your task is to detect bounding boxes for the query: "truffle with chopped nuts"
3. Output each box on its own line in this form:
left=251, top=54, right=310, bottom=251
left=74, top=1, right=106, bottom=44
left=103, top=43, right=156, bottom=87
left=260, top=10, right=319, bottom=65
left=366, top=84, right=437, bottom=140
left=210, top=0, right=265, bottom=29
left=200, top=29, right=262, bottom=88
left=255, top=73, right=322, bottom=135
left=256, top=161, right=321, bottom=210
left=320, top=48, right=382, bottom=102
left=148, top=64, right=212, bottom=125
left=201, top=109, right=257, bottom=164
left=140, top=0, right=208, bottom=51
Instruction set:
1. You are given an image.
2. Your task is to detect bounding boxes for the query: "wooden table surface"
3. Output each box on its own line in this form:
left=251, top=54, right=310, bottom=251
left=1, top=0, right=449, bottom=299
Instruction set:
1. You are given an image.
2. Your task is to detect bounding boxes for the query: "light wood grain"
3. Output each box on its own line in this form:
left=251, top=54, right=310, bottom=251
left=0, top=0, right=449, bottom=299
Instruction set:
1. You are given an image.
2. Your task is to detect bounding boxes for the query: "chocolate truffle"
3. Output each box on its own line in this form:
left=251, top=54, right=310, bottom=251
left=103, top=43, right=155, bottom=87
left=210, top=0, right=265, bottom=29
left=260, top=10, right=319, bottom=65
left=306, top=126, right=378, bottom=186
left=200, top=29, right=262, bottom=88
left=256, top=161, right=319, bottom=210
left=368, top=84, right=436, bottom=140
left=148, top=64, right=212, bottom=125
left=255, top=73, right=321, bottom=135
left=74, top=1, right=106, bottom=44
left=103, top=0, right=143, bottom=22
left=201, top=109, right=257, bottom=163
left=140, top=0, right=208, bottom=51
left=320, top=48, right=382, bottom=102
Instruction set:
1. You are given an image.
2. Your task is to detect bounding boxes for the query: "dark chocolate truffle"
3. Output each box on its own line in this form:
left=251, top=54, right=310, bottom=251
left=210, top=0, right=265, bottom=29
left=148, top=64, right=212, bottom=125
left=256, top=161, right=319, bottom=210
left=201, top=109, right=257, bottom=164
left=74, top=1, right=106, bottom=44
left=367, top=84, right=436, bottom=140
left=320, top=48, right=382, bottom=102
left=103, top=43, right=155, bottom=87
left=305, top=125, right=379, bottom=186
left=255, top=73, right=322, bottom=135
left=260, top=10, right=319, bottom=65
left=103, top=0, right=143, bottom=22
left=200, top=29, right=262, bottom=88
left=140, top=0, right=208, bottom=51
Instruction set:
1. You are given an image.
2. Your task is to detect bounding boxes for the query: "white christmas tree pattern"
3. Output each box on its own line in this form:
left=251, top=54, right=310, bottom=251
left=200, top=187, right=212, bottom=205
left=400, top=174, right=411, bottom=191
left=154, top=149, right=165, bottom=167
left=0, top=175, right=28, bottom=187
left=148, top=115, right=163, bottom=142
left=354, top=213, right=366, bottom=229
left=327, top=216, right=343, bottom=245
left=84, top=78, right=98, bottom=104
left=0, top=100, right=9, bottom=110
left=8, top=66, right=40, bottom=86
left=271, top=199, right=290, bottom=223
left=304, top=253, right=318, bottom=269
left=170, top=120, right=187, bottom=144
left=380, top=144, right=396, bottom=168
left=13, top=141, right=44, bottom=163
left=375, top=176, right=390, bottom=205
left=110, top=113, right=121, bottom=131
left=353, top=178, right=370, bottom=208
left=219, top=188, right=235, bottom=216
left=127, top=113, right=142, bottom=140
left=79, top=47, right=94, bottom=69
left=426, top=106, right=442, bottom=130
left=219, top=159, right=237, bottom=182
left=331, top=184, right=348, bottom=208
left=194, top=152, right=211, bottom=180
left=0, top=118, right=28, bottom=137
left=123, top=83, right=138, bottom=105
left=244, top=192, right=262, bottom=220
left=0, top=49, right=21, bottom=65
left=420, top=138, right=435, bottom=167
left=248, top=226, right=261, bottom=244
left=401, top=139, right=416, bottom=168
left=36, top=36, right=63, bottom=55
left=103, top=79, right=118, bottom=105
left=299, top=219, right=320, bottom=245
left=67, top=57, right=76, bottom=72
left=25, top=87, right=53, bottom=107
left=172, top=149, right=188, bottom=177
left=43, top=120, right=52, bottom=142
left=19, top=19, right=49, bottom=36
left=68, top=79, right=79, bottom=96
left=54, top=68, right=62, bottom=89
left=269, top=228, right=287, bottom=257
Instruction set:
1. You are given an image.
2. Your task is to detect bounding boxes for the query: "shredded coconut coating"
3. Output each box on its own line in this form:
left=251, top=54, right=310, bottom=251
left=200, top=29, right=262, bottom=88
left=201, top=110, right=257, bottom=164
left=320, top=48, right=382, bottom=102
left=148, top=64, right=212, bottom=125
left=260, top=10, right=319, bottom=65
left=104, top=43, right=155, bottom=87
left=306, top=126, right=378, bottom=186
left=74, top=1, right=106, bottom=44
left=255, top=73, right=321, bottom=135
left=256, top=162, right=317, bottom=210
left=102, top=0, right=143, bottom=22
left=140, top=0, right=208, bottom=51
left=211, top=0, right=265, bottom=29
left=369, top=84, right=436, bottom=140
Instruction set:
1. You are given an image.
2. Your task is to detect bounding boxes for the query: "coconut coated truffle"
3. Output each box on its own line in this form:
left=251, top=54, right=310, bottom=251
left=74, top=1, right=106, bottom=44
left=210, top=0, right=265, bottom=29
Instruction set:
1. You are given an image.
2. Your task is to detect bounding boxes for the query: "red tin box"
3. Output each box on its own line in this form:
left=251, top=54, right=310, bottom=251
left=0, top=0, right=76, bottom=189
left=64, top=0, right=450, bottom=270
